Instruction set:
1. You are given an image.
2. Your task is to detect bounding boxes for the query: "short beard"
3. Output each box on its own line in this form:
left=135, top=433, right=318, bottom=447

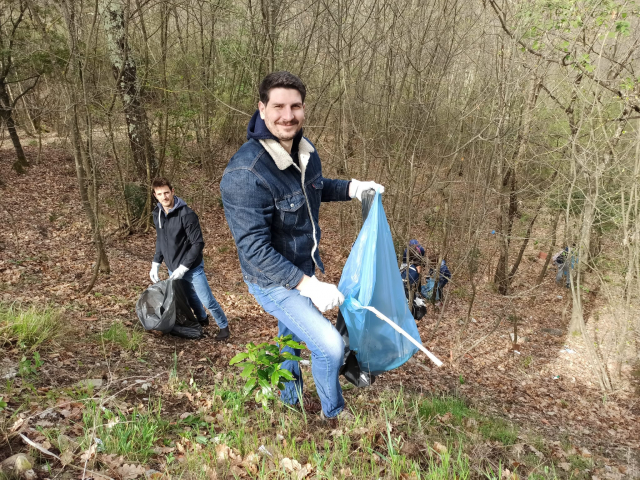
left=276, top=132, right=297, bottom=142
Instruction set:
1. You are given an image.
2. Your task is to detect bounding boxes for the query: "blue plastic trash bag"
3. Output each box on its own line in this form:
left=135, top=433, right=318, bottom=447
left=338, top=193, right=422, bottom=375
left=421, top=278, right=438, bottom=301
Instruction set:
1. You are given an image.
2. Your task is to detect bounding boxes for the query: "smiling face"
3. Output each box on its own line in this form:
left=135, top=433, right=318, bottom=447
left=258, top=87, right=305, bottom=143
left=153, top=185, right=175, bottom=212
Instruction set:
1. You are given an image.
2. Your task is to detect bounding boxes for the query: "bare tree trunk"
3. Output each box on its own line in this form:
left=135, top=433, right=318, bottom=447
left=537, top=211, right=561, bottom=285
left=59, top=0, right=110, bottom=283
left=0, top=82, right=28, bottom=173
left=102, top=0, right=158, bottom=182
left=494, top=77, right=541, bottom=294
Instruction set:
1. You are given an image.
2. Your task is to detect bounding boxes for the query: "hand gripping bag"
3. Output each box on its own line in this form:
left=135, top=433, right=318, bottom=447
left=136, top=278, right=202, bottom=339
left=338, top=192, right=422, bottom=375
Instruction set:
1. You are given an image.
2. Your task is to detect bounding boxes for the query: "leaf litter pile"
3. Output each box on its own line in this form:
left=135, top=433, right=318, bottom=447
left=0, top=146, right=638, bottom=479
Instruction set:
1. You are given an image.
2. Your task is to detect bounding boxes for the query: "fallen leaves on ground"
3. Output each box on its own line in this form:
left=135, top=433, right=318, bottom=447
left=117, top=463, right=146, bottom=480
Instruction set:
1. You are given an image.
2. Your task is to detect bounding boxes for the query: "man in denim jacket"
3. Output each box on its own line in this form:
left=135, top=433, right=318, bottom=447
left=220, top=71, right=383, bottom=420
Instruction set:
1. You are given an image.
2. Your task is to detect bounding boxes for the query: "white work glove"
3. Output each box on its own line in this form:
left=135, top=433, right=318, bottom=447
left=170, top=265, right=189, bottom=280
left=349, top=179, right=385, bottom=201
left=149, top=262, right=160, bottom=283
left=298, top=276, right=345, bottom=313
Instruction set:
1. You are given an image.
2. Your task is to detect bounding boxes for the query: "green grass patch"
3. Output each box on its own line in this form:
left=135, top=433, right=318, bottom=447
left=100, top=322, right=144, bottom=351
left=479, top=416, right=519, bottom=445
left=0, top=302, right=62, bottom=350
left=419, top=395, right=519, bottom=446
left=82, top=400, right=168, bottom=462
left=418, top=395, right=471, bottom=425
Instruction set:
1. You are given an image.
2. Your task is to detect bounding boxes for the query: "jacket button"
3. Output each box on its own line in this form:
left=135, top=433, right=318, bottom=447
left=286, top=284, right=290, bottom=288
left=290, top=203, right=294, bottom=207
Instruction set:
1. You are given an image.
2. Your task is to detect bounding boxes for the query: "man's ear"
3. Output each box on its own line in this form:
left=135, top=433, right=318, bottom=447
left=258, top=101, right=266, bottom=119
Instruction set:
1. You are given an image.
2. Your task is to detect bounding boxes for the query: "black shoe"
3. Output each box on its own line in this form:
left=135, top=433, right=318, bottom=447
left=198, top=316, right=210, bottom=327
left=215, top=326, right=230, bottom=342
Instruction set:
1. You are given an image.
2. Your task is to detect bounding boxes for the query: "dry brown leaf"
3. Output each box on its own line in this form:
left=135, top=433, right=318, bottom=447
left=153, top=446, right=175, bottom=454
left=400, top=441, right=420, bottom=457
left=80, top=443, right=97, bottom=461
left=340, top=467, right=353, bottom=477
left=580, top=447, right=592, bottom=458
left=511, top=443, right=525, bottom=458
left=229, top=465, right=247, bottom=477
left=439, top=412, right=453, bottom=423
left=330, top=429, right=344, bottom=437
left=117, top=463, right=146, bottom=480
left=433, top=442, right=448, bottom=454
left=295, top=463, right=313, bottom=480
left=215, top=443, right=231, bottom=462
left=528, top=445, right=544, bottom=459
left=558, top=462, right=571, bottom=471
left=100, top=454, right=125, bottom=469
left=10, top=417, right=25, bottom=433
left=176, top=442, right=185, bottom=453
left=352, top=427, right=368, bottom=435
left=35, top=420, right=54, bottom=428
left=59, top=451, right=73, bottom=466
left=243, top=453, right=260, bottom=465
left=281, top=457, right=302, bottom=472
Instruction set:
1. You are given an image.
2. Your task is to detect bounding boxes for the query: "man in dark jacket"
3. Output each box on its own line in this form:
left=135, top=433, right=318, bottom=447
left=220, top=71, right=383, bottom=420
left=150, top=177, right=229, bottom=341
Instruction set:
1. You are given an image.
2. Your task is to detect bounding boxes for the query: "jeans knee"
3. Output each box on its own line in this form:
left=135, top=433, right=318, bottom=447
left=325, top=330, right=345, bottom=366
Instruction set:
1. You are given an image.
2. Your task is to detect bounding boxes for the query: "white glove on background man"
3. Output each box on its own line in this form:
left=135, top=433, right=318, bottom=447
left=149, top=262, right=160, bottom=283
left=170, top=265, right=189, bottom=280
left=298, top=275, right=345, bottom=313
left=349, top=179, right=385, bottom=201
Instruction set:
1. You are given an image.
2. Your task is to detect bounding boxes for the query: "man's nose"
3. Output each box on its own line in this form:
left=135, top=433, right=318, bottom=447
left=281, top=107, right=294, bottom=121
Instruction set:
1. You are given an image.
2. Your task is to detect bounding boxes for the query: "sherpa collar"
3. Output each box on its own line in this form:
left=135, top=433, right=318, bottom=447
left=259, top=137, right=315, bottom=171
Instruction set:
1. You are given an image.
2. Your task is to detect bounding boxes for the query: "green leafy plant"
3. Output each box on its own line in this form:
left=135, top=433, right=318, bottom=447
left=229, top=335, right=305, bottom=410
left=19, top=351, right=43, bottom=377
left=0, top=396, right=7, bottom=411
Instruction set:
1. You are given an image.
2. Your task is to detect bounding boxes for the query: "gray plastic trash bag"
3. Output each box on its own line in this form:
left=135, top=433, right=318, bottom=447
left=136, top=279, right=202, bottom=339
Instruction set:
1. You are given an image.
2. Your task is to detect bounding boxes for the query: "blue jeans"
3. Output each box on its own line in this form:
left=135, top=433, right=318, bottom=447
left=168, top=260, right=228, bottom=329
left=556, top=259, right=574, bottom=288
left=246, top=282, right=345, bottom=418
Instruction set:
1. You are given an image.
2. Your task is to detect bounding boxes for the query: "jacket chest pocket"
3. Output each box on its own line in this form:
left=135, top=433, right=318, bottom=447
left=276, top=194, right=306, bottom=228
left=310, top=178, right=323, bottom=202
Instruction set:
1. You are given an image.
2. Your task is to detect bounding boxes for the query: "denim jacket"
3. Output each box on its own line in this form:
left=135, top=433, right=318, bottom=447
left=221, top=113, right=350, bottom=290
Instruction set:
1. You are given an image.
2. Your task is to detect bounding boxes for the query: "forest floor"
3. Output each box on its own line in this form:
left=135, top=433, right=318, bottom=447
left=0, top=144, right=639, bottom=480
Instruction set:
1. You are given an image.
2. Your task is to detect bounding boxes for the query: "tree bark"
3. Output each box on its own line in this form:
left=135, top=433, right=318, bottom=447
left=537, top=211, right=561, bottom=285
left=0, top=2, right=29, bottom=173
left=0, top=82, right=28, bottom=173
left=102, top=0, right=158, bottom=182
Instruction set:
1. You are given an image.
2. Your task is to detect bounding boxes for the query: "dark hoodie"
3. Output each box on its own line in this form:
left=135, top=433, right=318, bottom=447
left=152, top=196, right=204, bottom=272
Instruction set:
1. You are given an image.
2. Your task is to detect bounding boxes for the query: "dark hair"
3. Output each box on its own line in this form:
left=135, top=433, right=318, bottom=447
left=151, top=177, right=173, bottom=191
left=259, top=71, right=306, bottom=105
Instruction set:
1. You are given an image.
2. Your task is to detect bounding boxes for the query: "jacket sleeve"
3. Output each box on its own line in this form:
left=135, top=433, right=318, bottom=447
left=320, top=177, right=351, bottom=202
left=180, top=211, right=205, bottom=269
left=152, top=210, right=164, bottom=264
left=221, top=168, right=305, bottom=289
